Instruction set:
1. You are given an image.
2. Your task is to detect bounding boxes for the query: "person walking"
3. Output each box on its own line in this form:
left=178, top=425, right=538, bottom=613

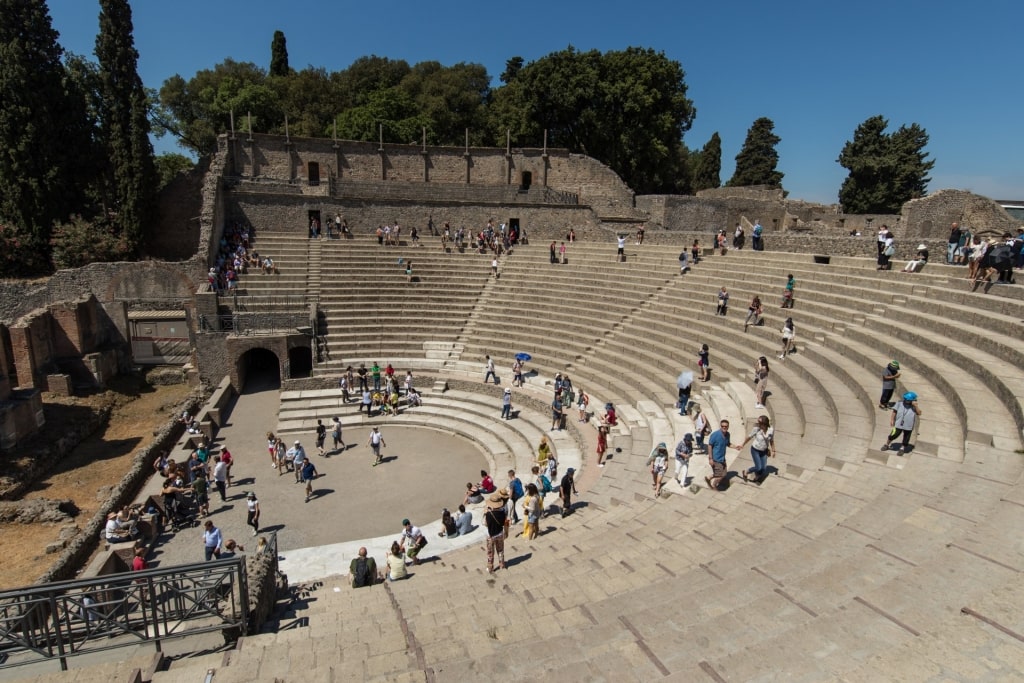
left=551, top=392, right=564, bottom=431
left=674, top=434, right=693, bottom=486
left=367, top=426, right=386, bottom=466
left=301, top=458, right=318, bottom=502
left=559, top=468, right=578, bottom=517
left=360, top=389, right=372, bottom=415
left=289, top=441, right=307, bottom=483
left=596, top=425, right=609, bottom=467
left=879, top=360, right=901, bottom=409
left=698, top=344, right=711, bottom=381
left=754, top=357, right=770, bottom=409
left=705, top=419, right=741, bottom=491
left=882, top=392, right=922, bottom=455
left=781, top=274, right=796, bottom=308
left=647, top=443, right=669, bottom=497
left=693, top=405, right=709, bottom=454
left=245, top=491, right=260, bottom=536
left=331, top=416, right=346, bottom=452
left=202, top=520, right=223, bottom=561
left=212, top=455, right=228, bottom=502
left=501, top=388, right=513, bottom=420
left=737, top=415, right=776, bottom=483
left=522, top=484, right=541, bottom=540
left=779, top=318, right=795, bottom=360
left=507, top=470, right=524, bottom=524
left=484, top=355, right=497, bottom=384
left=315, top=419, right=327, bottom=456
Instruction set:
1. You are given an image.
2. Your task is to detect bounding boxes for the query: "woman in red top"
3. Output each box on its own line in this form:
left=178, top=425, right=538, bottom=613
left=596, top=425, right=608, bottom=467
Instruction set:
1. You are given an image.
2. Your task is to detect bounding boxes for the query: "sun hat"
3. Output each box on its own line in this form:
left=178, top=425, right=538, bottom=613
left=505, top=388, right=511, bottom=393
left=903, top=392, right=917, bottom=401
left=246, top=491, right=255, bottom=499
left=917, top=244, right=927, bottom=250
left=485, top=491, right=509, bottom=509
left=293, top=440, right=300, bottom=445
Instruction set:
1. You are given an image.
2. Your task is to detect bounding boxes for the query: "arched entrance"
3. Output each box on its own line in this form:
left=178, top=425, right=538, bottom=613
left=288, top=346, right=313, bottom=379
left=237, top=348, right=281, bottom=393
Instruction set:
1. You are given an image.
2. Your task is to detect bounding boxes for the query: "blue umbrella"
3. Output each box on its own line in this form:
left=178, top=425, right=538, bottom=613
left=515, top=352, right=532, bottom=362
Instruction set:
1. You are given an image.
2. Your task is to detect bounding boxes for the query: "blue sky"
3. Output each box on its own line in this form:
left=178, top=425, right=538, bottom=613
left=48, top=0, right=1023, bottom=204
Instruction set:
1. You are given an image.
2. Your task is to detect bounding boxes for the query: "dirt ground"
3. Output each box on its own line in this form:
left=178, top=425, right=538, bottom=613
left=0, top=376, right=191, bottom=590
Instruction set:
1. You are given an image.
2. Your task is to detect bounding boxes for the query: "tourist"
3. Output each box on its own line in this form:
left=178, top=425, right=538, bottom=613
left=599, top=402, right=618, bottom=427
left=301, top=457, right=318, bottom=502
left=693, top=405, right=709, bottom=454
left=737, top=415, right=776, bottom=483
left=132, top=547, right=148, bottom=572
left=315, top=419, right=327, bottom=456
left=596, top=425, right=609, bottom=467
left=698, top=344, right=710, bottom=382
left=879, top=360, right=901, bottom=409
left=152, top=450, right=170, bottom=477
left=551, top=391, right=564, bottom=431
left=331, top=416, right=345, bottom=452
left=501, top=387, right=513, bottom=420
left=406, top=387, right=422, bottom=407
left=512, top=358, right=523, bottom=387
left=367, top=426, right=386, bottom=466
left=212, top=455, right=228, bottom=502
left=507, top=470, right=524, bottom=524
left=744, top=295, right=763, bottom=331
left=732, top=222, right=744, bottom=250
left=902, top=244, right=929, bottom=273
left=454, top=504, right=473, bottom=536
left=220, top=447, right=233, bottom=487
left=616, top=234, right=626, bottom=262
left=947, top=222, right=962, bottom=264
left=266, top=432, right=278, bottom=469
left=691, top=239, right=701, bottom=264
left=531, top=466, right=549, bottom=516
left=878, top=228, right=895, bottom=270
left=674, top=434, right=693, bottom=486
left=491, top=256, right=499, bottom=277
left=399, top=519, right=427, bottom=566
left=882, top=392, right=922, bottom=455
left=636, top=224, right=645, bottom=245
left=559, top=241, right=567, bottom=264
left=577, top=389, right=589, bottom=422
left=357, top=363, right=369, bottom=392
left=289, top=441, right=307, bottom=482
left=483, top=492, right=509, bottom=573
left=705, top=419, right=740, bottom=491
left=647, top=443, right=669, bottom=497
left=781, top=274, right=796, bottom=308
left=522, top=484, right=541, bottom=540
left=245, top=491, right=260, bottom=536
left=104, top=511, right=137, bottom=544
left=877, top=223, right=888, bottom=259
left=752, top=220, right=764, bottom=251
left=350, top=547, right=377, bottom=588
left=754, top=356, right=770, bottom=409
left=439, top=508, right=458, bottom=537
left=536, top=436, right=552, bottom=473
left=559, top=468, right=578, bottom=517
left=678, top=380, right=692, bottom=416
left=410, top=225, right=419, bottom=246
left=202, top=520, right=223, bottom=561
left=371, top=362, right=382, bottom=392
left=385, top=542, right=408, bottom=581
left=484, top=355, right=497, bottom=384
left=779, top=318, right=795, bottom=360
left=191, top=469, right=210, bottom=517
left=678, top=248, right=691, bottom=274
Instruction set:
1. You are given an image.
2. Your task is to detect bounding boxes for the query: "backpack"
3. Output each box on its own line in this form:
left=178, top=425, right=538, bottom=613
left=352, top=557, right=371, bottom=587
left=510, top=478, right=524, bottom=498
left=539, top=474, right=552, bottom=494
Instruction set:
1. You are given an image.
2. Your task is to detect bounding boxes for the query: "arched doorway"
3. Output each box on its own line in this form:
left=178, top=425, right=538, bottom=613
left=288, top=346, right=313, bottom=379
left=237, top=348, right=280, bottom=393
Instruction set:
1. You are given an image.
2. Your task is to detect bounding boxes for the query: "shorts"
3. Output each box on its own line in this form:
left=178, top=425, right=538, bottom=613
left=711, top=460, right=727, bottom=478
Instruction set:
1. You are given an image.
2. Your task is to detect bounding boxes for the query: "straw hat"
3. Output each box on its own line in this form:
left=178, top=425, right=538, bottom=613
left=485, top=490, right=510, bottom=509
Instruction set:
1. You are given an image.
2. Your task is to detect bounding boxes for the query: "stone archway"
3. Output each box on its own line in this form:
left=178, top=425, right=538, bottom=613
left=236, top=347, right=281, bottom=393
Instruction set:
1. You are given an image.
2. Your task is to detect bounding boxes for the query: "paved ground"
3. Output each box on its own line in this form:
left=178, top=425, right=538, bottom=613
left=144, top=371, right=487, bottom=575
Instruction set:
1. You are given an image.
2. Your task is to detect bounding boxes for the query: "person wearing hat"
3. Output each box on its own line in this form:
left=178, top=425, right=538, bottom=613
left=559, top=468, right=578, bottom=517
left=674, top=434, right=694, bottom=486
left=288, top=441, right=307, bottom=483
left=483, top=491, right=509, bottom=573
left=245, top=491, right=260, bottom=536
left=647, top=443, right=669, bottom=497
left=882, top=392, right=922, bottom=455
left=879, top=360, right=901, bottom=409
left=501, top=388, right=513, bottom=420
left=399, top=519, right=427, bottom=565
left=902, top=244, right=929, bottom=273
left=367, top=426, right=386, bottom=466
left=104, top=511, right=136, bottom=543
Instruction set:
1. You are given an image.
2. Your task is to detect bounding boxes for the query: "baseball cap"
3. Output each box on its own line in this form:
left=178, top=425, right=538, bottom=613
left=401, top=518, right=410, bottom=526
left=566, top=468, right=575, bottom=474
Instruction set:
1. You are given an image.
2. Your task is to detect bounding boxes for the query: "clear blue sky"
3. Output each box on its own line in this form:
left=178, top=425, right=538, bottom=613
left=48, top=0, right=1023, bottom=205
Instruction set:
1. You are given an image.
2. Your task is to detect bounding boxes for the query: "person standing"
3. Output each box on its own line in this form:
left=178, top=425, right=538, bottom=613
left=674, top=434, right=693, bottom=486
left=577, top=390, right=589, bottom=422
left=779, top=318, right=795, bottom=360
left=752, top=220, right=764, bottom=251
left=705, top=419, right=740, bottom=491
left=754, top=357, right=770, bottom=409
left=501, top=388, right=513, bottom=420
left=202, top=520, right=223, bottom=561
left=616, top=234, right=626, bottom=262
left=698, top=344, right=710, bottom=382
left=399, top=519, right=427, bottom=566
left=289, top=441, right=307, bottom=483
left=245, top=491, right=260, bottom=536
left=371, top=362, right=382, bottom=392
left=521, top=484, right=541, bottom=540
left=551, top=392, right=564, bottom=431
left=484, top=355, right=497, bottom=384
left=559, top=468, right=578, bottom=517
left=882, top=392, right=922, bottom=455
left=483, top=492, right=509, bottom=573
left=357, top=363, right=369, bottom=392
left=301, top=458, right=318, bottom=502
left=315, top=419, right=327, bottom=457
left=678, top=380, right=692, bottom=416
left=647, top=443, right=669, bottom=497
left=507, top=470, right=523, bottom=524
left=220, top=447, right=234, bottom=488
left=737, top=415, right=776, bottom=483
left=559, top=241, right=567, bottom=264
left=947, top=222, right=962, bottom=265
left=596, top=425, right=609, bottom=467
left=212, top=455, right=228, bottom=502
left=367, top=426, right=386, bottom=466
left=549, top=240, right=558, bottom=264
left=781, top=274, right=796, bottom=308
left=879, top=360, right=901, bottom=409
left=693, top=405, right=709, bottom=454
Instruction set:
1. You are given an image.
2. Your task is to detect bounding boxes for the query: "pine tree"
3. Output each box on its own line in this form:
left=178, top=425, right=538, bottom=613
left=0, top=0, right=84, bottom=273
left=270, top=30, right=290, bottom=77
left=838, top=116, right=933, bottom=214
left=96, top=0, right=157, bottom=253
left=727, top=117, right=784, bottom=188
left=692, top=132, right=722, bottom=191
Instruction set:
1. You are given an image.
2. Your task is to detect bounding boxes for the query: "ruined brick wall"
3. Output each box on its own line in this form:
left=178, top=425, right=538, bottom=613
left=225, top=133, right=635, bottom=218
left=900, top=189, right=1019, bottom=238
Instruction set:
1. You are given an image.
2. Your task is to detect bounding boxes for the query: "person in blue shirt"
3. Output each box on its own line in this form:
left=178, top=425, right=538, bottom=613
left=705, top=419, right=740, bottom=491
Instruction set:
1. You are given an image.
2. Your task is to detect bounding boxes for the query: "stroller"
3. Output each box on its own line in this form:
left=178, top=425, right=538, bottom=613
left=164, top=492, right=198, bottom=532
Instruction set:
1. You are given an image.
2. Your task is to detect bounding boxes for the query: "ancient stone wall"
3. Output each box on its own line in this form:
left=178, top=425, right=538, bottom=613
left=223, top=133, right=635, bottom=219
left=899, top=189, right=1020, bottom=238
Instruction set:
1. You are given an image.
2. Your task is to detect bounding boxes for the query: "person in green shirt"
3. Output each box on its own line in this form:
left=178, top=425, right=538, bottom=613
left=371, top=362, right=382, bottom=391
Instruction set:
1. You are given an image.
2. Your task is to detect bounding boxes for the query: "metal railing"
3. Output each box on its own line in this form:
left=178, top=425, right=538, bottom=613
left=0, top=557, right=249, bottom=671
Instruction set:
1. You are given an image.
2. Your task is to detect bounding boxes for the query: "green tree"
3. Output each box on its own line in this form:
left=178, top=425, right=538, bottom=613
left=50, top=214, right=128, bottom=269
left=837, top=115, right=933, bottom=213
left=270, top=30, right=290, bottom=77
left=155, top=152, right=195, bottom=189
left=500, top=56, right=523, bottom=84
left=0, top=0, right=88, bottom=273
left=692, top=132, right=722, bottom=191
left=728, top=117, right=783, bottom=188
left=333, top=87, right=432, bottom=143
left=489, top=46, right=695, bottom=194
left=96, top=0, right=158, bottom=253
left=397, top=61, right=491, bottom=145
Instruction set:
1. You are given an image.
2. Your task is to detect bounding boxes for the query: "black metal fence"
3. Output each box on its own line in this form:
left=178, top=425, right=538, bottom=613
left=0, top=557, right=249, bottom=671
